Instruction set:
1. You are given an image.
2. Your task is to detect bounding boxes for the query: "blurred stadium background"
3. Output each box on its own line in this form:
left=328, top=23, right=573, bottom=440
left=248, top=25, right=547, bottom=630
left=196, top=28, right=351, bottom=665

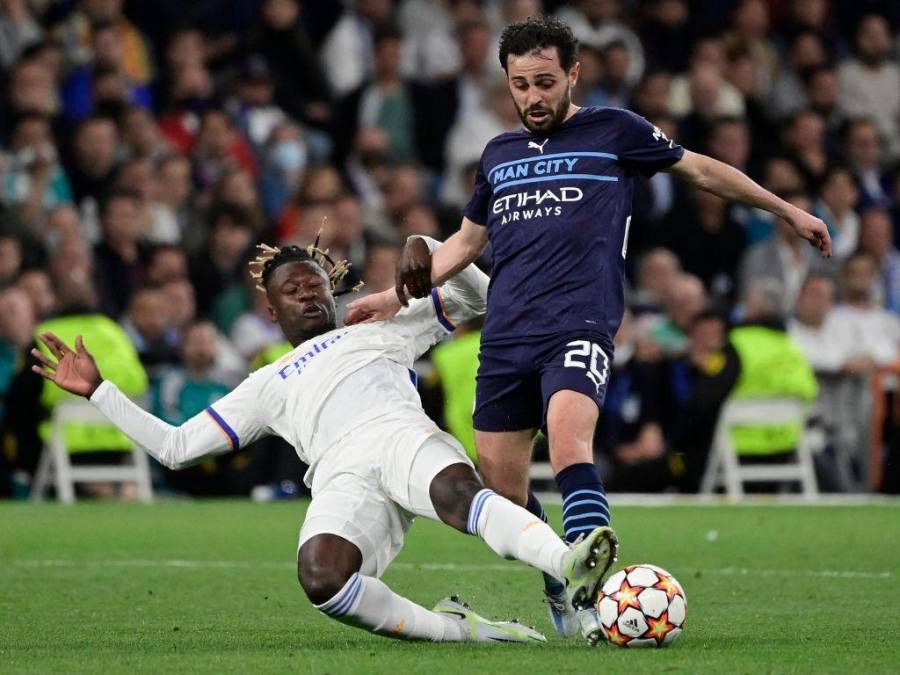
left=1, top=0, right=900, bottom=501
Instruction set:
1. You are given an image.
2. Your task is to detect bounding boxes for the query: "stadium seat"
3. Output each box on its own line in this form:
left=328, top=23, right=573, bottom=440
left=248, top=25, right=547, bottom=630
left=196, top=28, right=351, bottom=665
left=700, top=398, right=819, bottom=499
left=30, top=400, right=153, bottom=504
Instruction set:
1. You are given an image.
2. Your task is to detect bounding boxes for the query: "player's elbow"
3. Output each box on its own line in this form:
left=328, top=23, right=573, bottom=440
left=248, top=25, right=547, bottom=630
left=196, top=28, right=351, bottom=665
left=673, top=150, right=715, bottom=191
left=156, top=452, right=185, bottom=471
left=155, top=438, right=193, bottom=470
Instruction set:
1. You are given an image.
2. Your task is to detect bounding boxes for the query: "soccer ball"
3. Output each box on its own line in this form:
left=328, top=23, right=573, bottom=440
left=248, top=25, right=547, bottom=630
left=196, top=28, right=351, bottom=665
left=595, top=564, right=687, bottom=648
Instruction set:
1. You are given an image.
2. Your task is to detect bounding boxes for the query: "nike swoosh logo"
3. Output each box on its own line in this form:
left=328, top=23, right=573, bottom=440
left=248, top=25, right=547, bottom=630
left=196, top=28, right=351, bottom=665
left=438, top=610, right=467, bottom=620
left=487, top=637, right=520, bottom=643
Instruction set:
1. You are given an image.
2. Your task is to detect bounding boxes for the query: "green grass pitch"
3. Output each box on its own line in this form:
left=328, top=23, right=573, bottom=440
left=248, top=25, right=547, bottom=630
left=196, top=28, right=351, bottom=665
left=2, top=500, right=898, bottom=674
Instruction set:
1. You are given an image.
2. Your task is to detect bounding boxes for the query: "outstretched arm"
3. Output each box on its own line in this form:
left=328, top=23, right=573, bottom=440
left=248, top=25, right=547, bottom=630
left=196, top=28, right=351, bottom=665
left=422, top=217, right=489, bottom=297
left=32, top=332, right=255, bottom=469
left=666, top=150, right=832, bottom=257
left=345, top=233, right=489, bottom=325
left=345, top=221, right=487, bottom=324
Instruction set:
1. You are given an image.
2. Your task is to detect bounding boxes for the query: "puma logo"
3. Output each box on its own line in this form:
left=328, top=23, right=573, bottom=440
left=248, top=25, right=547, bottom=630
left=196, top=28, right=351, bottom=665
left=527, top=138, right=549, bottom=154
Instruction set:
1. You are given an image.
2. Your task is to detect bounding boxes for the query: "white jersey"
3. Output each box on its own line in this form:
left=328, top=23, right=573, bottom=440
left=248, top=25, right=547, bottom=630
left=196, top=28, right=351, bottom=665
left=90, top=237, right=488, bottom=485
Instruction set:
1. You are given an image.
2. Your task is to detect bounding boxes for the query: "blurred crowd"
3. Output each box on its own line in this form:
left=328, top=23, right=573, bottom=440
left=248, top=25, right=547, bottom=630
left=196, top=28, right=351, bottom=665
left=1, top=0, right=899, bottom=498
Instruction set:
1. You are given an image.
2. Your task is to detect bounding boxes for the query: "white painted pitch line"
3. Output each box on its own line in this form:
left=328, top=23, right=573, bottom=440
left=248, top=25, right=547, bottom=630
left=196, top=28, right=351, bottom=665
left=11, top=559, right=894, bottom=580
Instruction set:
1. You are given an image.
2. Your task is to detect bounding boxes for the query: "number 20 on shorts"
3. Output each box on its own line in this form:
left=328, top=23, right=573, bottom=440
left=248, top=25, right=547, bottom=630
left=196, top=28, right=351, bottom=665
left=563, top=340, right=610, bottom=394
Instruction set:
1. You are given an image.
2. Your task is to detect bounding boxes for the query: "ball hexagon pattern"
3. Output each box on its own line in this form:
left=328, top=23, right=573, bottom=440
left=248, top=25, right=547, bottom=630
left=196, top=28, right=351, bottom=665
left=594, top=563, right=688, bottom=648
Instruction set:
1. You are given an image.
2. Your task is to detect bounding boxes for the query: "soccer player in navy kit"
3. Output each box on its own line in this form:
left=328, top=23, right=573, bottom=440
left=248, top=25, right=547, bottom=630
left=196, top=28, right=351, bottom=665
left=347, top=17, right=831, bottom=643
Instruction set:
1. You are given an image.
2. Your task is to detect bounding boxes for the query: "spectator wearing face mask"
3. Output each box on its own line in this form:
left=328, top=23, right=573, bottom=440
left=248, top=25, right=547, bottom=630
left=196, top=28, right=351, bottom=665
left=1, top=113, right=72, bottom=227
left=259, top=123, right=308, bottom=220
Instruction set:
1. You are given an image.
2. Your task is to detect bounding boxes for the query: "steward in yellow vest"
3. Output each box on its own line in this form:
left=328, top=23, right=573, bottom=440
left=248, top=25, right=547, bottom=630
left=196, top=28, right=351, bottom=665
left=727, top=323, right=818, bottom=454
left=36, top=312, right=148, bottom=453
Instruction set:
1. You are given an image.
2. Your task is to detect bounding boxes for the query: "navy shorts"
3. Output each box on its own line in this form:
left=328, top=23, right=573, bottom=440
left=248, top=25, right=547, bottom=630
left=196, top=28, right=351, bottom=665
left=473, top=333, right=614, bottom=432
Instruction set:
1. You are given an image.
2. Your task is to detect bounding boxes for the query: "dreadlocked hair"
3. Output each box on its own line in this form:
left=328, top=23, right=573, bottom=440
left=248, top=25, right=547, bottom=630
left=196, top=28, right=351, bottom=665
left=248, top=227, right=365, bottom=296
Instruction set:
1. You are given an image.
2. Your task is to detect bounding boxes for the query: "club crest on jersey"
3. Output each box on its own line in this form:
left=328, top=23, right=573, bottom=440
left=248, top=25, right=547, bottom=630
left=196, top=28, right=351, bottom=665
left=527, top=138, right=549, bottom=154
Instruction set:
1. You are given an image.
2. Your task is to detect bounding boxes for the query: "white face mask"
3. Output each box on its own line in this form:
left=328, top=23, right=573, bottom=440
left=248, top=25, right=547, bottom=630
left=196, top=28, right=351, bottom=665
left=15, top=142, right=56, bottom=167
left=271, top=140, right=306, bottom=175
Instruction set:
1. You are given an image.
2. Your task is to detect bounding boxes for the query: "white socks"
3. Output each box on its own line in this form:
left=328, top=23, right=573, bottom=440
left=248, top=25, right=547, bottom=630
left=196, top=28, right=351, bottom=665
left=313, top=490, right=571, bottom=641
left=316, top=573, right=467, bottom=642
left=467, top=488, right=568, bottom=581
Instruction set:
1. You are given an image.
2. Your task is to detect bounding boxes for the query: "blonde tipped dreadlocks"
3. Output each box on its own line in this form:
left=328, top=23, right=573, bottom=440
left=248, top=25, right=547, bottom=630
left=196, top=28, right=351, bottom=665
left=248, top=225, right=365, bottom=296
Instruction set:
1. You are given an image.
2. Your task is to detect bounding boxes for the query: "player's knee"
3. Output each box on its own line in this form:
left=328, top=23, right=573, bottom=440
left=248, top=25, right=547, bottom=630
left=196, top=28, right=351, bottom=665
left=429, top=463, right=483, bottom=532
left=297, top=535, right=362, bottom=605
left=298, top=563, right=353, bottom=605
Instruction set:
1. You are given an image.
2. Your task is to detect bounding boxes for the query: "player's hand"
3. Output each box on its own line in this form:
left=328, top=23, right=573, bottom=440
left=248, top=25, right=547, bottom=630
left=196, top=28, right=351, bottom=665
left=786, top=207, right=832, bottom=258
left=31, top=332, right=103, bottom=398
left=395, top=237, right=433, bottom=306
left=345, top=288, right=403, bottom=325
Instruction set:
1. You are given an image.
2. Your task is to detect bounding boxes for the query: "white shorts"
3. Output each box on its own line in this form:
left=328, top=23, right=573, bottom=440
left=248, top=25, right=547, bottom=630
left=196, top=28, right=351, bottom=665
left=298, top=428, right=473, bottom=578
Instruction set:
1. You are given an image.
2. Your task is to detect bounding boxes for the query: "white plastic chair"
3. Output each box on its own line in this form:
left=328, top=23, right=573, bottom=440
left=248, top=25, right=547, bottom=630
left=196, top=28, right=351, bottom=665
left=700, top=397, right=818, bottom=500
left=31, top=400, right=153, bottom=504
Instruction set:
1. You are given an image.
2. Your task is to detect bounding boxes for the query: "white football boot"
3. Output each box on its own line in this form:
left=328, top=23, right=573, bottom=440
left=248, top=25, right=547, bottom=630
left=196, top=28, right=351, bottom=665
left=433, top=596, right=547, bottom=644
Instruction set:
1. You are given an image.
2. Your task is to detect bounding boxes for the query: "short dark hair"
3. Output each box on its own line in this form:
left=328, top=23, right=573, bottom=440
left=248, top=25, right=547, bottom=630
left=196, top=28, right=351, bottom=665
left=207, top=202, right=254, bottom=230
left=100, top=187, right=141, bottom=217
left=820, top=163, right=855, bottom=186
left=498, top=17, right=578, bottom=71
left=373, top=23, right=403, bottom=47
left=710, top=115, right=747, bottom=133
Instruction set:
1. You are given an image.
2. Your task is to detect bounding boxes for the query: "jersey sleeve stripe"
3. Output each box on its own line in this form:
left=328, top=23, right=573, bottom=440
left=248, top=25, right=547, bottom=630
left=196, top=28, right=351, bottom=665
left=205, top=406, right=240, bottom=451
left=430, top=288, right=456, bottom=332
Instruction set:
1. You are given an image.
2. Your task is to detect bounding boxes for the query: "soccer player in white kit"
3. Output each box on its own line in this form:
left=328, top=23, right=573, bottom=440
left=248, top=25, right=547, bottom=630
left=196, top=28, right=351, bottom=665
left=31, top=236, right=617, bottom=645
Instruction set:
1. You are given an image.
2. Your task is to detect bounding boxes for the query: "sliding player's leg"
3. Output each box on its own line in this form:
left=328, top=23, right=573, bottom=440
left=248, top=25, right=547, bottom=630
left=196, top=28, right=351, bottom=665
left=299, top=534, right=467, bottom=641
left=400, top=435, right=612, bottom=612
left=298, top=475, right=462, bottom=641
left=297, top=474, right=540, bottom=643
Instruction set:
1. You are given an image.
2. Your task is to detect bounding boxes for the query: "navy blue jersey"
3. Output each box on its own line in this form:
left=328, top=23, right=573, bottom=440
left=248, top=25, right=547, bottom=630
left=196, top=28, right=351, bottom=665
left=464, top=106, right=684, bottom=345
